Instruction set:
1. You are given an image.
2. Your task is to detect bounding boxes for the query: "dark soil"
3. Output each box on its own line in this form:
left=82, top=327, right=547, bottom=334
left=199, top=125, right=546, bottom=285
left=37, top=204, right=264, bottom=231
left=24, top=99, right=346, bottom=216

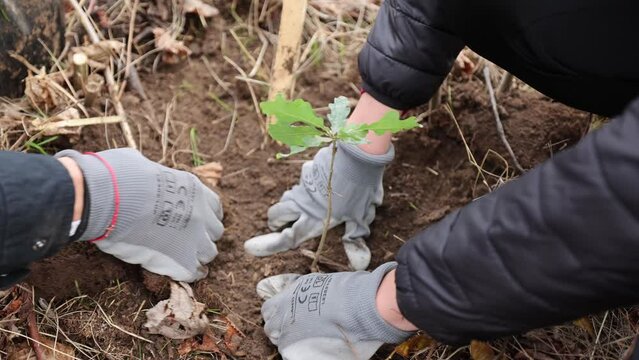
left=25, top=15, right=592, bottom=360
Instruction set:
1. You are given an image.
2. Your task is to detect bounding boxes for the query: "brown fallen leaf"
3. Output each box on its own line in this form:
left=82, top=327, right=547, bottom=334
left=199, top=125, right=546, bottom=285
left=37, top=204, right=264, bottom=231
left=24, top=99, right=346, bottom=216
left=221, top=316, right=245, bottom=355
left=184, top=0, right=220, bottom=17
left=193, top=162, right=223, bottom=187
left=72, top=40, right=125, bottom=63
left=573, top=316, right=595, bottom=337
left=144, top=282, right=209, bottom=339
left=455, top=49, right=476, bottom=76
left=153, top=28, right=192, bottom=64
left=25, top=72, right=63, bottom=110
left=394, top=333, right=435, bottom=358
left=8, top=337, right=75, bottom=360
left=178, top=330, right=221, bottom=355
left=470, top=340, right=495, bottom=360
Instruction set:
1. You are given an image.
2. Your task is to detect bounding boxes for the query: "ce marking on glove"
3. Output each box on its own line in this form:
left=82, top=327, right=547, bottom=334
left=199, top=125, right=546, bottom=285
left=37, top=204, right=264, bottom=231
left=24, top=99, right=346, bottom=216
left=154, top=171, right=196, bottom=229
left=292, top=274, right=332, bottom=320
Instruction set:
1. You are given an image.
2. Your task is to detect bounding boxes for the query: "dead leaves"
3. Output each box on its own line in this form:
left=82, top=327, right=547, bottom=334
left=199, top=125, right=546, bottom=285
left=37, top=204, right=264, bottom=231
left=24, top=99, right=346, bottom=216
left=193, top=161, right=223, bottom=187
left=144, top=282, right=209, bottom=339
left=153, top=28, right=192, bottom=64
left=151, top=0, right=219, bottom=64
left=184, top=0, right=220, bottom=17
left=573, top=316, right=595, bottom=337
left=8, top=337, right=75, bottom=360
left=394, top=333, right=435, bottom=358
left=469, top=340, right=496, bottom=360
left=25, top=71, right=66, bottom=110
left=178, top=330, right=221, bottom=355
left=454, top=49, right=477, bottom=76
left=145, top=281, right=245, bottom=358
left=72, top=40, right=125, bottom=64
left=221, top=316, right=245, bottom=355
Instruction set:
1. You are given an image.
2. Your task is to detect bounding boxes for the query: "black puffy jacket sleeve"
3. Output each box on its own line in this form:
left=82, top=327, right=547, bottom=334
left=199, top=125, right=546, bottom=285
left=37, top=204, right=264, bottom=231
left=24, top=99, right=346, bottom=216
left=395, top=96, right=639, bottom=345
left=0, top=152, right=75, bottom=288
left=361, top=0, right=639, bottom=115
left=358, top=0, right=464, bottom=110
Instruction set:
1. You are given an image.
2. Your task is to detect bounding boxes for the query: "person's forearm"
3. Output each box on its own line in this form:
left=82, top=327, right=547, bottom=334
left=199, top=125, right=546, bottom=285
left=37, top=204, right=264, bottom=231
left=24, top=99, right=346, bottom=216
left=57, top=157, right=84, bottom=222
left=393, top=96, right=639, bottom=345
left=376, top=270, right=419, bottom=332
left=348, top=93, right=395, bottom=155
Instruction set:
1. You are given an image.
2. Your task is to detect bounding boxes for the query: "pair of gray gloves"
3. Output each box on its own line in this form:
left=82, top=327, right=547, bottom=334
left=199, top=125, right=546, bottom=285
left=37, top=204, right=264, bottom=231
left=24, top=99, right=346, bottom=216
left=58, top=143, right=407, bottom=359
left=246, top=142, right=413, bottom=359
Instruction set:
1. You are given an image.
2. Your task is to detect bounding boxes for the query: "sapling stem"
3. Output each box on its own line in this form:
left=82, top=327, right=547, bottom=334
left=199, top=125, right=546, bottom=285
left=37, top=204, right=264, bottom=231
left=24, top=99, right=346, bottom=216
left=311, top=141, right=338, bottom=271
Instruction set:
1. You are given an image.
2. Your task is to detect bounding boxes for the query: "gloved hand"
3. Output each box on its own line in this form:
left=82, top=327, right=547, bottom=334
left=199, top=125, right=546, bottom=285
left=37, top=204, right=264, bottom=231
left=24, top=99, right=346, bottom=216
left=244, top=142, right=394, bottom=270
left=258, top=262, right=412, bottom=360
left=55, top=148, right=223, bottom=282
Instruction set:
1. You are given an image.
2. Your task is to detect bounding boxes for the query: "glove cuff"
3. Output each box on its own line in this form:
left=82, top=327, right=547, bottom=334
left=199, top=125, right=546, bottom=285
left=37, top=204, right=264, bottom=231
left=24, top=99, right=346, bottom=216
left=335, top=142, right=395, bottom=186
left=55, top=150, right=115, bottom=241
left=346, top=262, right=414, bottom=344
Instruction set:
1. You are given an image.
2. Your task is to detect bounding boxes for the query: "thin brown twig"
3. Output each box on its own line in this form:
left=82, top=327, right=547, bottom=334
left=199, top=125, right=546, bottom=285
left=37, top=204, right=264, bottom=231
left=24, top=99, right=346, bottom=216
left=482, top=66, right=524, bottom=173
left=311, top=141, right=338, bottom=272
left=25, top=288, right=46, bottom=360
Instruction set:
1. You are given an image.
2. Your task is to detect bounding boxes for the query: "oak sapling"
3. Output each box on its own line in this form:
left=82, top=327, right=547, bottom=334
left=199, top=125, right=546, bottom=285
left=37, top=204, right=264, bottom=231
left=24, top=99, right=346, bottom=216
left=261, top=95, right=420, bottom=271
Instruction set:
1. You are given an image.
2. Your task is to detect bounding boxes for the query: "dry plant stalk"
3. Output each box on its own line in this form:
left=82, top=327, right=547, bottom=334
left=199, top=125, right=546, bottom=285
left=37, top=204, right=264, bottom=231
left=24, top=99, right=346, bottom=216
left=497, top=71, right=514, bottom=97
left=267, top=0, right=308, bottom=107
left=72, top=52, right=88, bottom=91
left=67, top=0, right=137, bottom=149
left=85, top=73, right=105, bottom=108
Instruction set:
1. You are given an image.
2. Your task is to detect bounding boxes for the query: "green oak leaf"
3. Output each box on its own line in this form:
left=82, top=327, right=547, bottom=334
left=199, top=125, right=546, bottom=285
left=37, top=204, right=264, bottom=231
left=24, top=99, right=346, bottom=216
left=262, top=95, right=328, bottom=147
left=360, top=111, right=421, bottom=135
left=276, top=136, right=331, bottom=158
left=336, top=123, right=368, bottom=145
left=327, top=96, right=351, bottom=133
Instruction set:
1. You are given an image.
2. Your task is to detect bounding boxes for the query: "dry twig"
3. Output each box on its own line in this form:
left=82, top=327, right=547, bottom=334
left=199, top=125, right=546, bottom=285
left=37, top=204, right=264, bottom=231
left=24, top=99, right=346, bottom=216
left=482, top=66, right=524, bottom=173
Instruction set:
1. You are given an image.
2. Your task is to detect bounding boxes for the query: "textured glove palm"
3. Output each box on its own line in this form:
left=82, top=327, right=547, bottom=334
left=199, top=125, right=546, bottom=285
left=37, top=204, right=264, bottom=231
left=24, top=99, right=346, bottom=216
left=258, top=262, right=412, bottom=360
left=245, top=142, right=394, bottom=270
left=55, top=149, right=224, bottom=282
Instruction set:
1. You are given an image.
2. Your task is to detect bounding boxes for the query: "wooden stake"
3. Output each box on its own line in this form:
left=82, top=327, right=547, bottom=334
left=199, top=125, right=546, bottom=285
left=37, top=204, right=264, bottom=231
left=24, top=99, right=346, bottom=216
left=267, top=0, right=307, bottom=113
left=68, top=0, right=138, bottom=149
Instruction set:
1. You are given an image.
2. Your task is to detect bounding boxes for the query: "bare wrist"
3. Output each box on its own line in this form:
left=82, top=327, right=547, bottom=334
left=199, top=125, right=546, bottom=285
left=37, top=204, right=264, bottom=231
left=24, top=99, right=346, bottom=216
left=348, top=93, right=395, bottom=155
left=376, top=269, right=419, bottom=332
left=57, top=157, right=85, bottom=222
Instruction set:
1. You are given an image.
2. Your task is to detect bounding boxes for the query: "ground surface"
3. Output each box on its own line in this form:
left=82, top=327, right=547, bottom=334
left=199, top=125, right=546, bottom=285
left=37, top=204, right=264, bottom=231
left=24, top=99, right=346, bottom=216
left=4, top=2, right=636, bottom=360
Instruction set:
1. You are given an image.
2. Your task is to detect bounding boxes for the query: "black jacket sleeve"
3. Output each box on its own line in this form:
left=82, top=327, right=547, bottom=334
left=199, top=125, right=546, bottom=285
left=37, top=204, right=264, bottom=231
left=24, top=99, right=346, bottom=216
left=360, top=0, right=639, bottom=115
left=358, top=0, right=464, bottom=110
left=0, top=152, right=75, bottom=288
left=395, top=96, right=639, bottom=345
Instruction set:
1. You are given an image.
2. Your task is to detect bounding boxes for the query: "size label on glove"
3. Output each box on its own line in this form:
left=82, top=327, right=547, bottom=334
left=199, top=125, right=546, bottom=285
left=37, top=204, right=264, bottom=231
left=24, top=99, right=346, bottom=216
left=290, top=273, right=332, bottom=323
left=154, top=171, right=196, bottom=229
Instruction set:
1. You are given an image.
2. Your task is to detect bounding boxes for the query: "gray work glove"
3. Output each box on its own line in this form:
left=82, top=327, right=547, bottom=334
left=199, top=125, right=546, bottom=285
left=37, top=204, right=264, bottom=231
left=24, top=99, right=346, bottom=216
left=55, top=148, right=224, bottom=282
left=244, top=142, right=394, bottom=270
left=258, top=262, right=412, bottom=360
